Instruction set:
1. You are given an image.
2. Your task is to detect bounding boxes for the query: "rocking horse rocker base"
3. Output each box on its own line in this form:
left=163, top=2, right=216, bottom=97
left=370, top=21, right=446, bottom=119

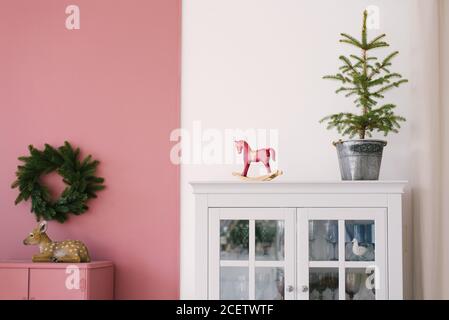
left=232, top=169, right=283, bottom=181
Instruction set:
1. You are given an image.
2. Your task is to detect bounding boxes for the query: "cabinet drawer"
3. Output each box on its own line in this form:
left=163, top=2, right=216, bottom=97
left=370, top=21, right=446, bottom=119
left=29, top=268, right=87, bottom=300
left=0, top=268, right=29, bottom=300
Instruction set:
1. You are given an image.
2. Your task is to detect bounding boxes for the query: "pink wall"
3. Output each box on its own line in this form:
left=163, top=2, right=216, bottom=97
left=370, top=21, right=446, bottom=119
left=0, top=0, right=180, bottom=299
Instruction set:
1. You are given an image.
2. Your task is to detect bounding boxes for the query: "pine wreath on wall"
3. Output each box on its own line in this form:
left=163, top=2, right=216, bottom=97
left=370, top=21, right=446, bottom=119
left=11, top=141, right=105, bottom=223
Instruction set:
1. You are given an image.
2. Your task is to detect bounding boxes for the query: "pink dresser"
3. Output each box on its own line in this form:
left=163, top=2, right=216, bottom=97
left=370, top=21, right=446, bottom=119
left=0, top=260, right=113, bottom=300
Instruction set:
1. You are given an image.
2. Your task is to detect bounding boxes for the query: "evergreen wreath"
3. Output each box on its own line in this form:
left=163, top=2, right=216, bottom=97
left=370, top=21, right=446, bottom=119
left=11, top=141, right=105, bottom=223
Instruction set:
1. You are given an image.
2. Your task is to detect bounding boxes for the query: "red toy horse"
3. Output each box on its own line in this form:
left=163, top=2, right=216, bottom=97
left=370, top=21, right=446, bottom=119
left=234, top=140, right=277, bottom=177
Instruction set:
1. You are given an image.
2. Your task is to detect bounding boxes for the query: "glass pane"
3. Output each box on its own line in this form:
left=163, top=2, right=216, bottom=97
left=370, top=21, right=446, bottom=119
left=220, top=267, right=249, bottom=300
left=345, top=268, right=376, bottom=300
left=255, top=220, right=285, bottom=261
left=345, top=220, right=375, bottom=261
left=220, top=220, right=249, bottom=260
left=309, top=268, right=339, bottom=300
left=255, top=267, right=284, bottom=300
left=309, top=220, right=338, bottom=261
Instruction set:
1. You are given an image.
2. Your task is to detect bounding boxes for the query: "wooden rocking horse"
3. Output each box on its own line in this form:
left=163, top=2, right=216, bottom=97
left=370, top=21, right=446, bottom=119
left=233, top=140, right=283, bottom=181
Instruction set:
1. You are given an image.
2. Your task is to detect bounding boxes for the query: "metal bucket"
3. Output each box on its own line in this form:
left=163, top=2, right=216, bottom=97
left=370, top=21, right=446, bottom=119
left=334, top=140, right=387, bottom=180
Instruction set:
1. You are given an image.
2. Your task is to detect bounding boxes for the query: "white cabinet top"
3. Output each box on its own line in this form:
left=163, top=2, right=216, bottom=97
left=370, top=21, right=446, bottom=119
left=190, top=181, right=407, bottom=194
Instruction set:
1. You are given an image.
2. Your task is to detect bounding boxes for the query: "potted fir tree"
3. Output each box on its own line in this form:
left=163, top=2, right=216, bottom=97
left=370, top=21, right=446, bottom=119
left=321, top=10, right=408, bottom=180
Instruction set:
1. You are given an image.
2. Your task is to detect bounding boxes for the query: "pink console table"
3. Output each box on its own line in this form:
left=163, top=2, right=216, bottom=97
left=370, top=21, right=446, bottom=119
left=0, top=260, right=113, bottom=300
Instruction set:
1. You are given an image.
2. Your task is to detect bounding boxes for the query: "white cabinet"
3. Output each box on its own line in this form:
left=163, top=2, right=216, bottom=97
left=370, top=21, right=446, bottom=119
left=191, top=181, right=406, bottom=300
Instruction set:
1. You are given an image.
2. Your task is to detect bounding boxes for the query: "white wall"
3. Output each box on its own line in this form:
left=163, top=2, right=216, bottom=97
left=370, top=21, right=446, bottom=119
left=181, top=0, right=432, bottom=299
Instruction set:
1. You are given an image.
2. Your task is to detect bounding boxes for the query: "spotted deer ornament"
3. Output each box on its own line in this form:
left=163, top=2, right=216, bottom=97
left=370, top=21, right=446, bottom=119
left=23, top=221, right=90, bottom=263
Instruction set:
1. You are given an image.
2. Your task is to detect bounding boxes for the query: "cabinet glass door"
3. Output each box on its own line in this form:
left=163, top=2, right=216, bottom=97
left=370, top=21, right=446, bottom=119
left=298, top=208, right=387, bottom=300
left=209, top=208, right=295, bottom=300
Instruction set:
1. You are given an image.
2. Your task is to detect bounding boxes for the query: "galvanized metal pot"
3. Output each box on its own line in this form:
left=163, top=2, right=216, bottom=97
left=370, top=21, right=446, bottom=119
left=334, top=140, right=387, bottom=180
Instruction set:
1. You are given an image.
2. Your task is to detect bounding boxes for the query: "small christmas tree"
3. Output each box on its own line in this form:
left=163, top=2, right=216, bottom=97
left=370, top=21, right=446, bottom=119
left=320, top=10, right=408, bottom=139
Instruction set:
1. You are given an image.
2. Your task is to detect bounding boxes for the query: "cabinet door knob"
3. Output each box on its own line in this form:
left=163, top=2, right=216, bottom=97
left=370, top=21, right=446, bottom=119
left=287, top=285, right=294, bottom=292
left=301, top=285, right=309, bottom=293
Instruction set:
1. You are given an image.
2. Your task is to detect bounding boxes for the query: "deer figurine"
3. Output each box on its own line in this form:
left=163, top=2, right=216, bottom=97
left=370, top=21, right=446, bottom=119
left=23, top=221, right=91, bottom=263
